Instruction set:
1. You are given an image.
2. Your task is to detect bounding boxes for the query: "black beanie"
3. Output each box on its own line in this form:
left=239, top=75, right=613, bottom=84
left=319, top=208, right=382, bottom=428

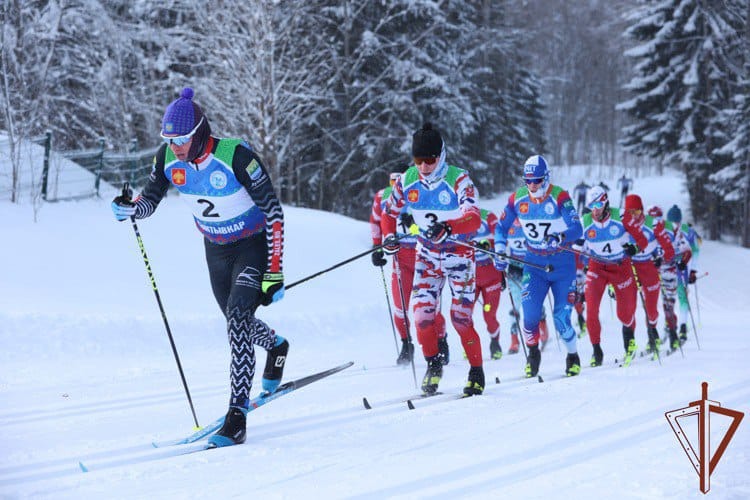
left=412, top=122, right=443, bottom=157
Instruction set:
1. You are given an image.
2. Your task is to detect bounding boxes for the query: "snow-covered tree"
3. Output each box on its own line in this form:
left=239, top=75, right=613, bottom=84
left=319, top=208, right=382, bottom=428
left=618, top=0, right=745, bottom=239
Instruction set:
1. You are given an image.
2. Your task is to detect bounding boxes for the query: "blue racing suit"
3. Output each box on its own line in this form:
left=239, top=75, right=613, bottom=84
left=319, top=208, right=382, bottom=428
left=496, top=184, right=582, bottom=352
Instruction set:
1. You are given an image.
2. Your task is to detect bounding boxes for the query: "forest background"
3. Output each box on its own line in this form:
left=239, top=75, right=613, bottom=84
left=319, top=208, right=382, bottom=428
left=1, top=0, right=749, bottom=246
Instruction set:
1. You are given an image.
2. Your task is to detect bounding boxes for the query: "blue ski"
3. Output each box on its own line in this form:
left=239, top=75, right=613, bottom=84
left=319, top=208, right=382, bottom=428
left=152, top=361, right=354, bottom=448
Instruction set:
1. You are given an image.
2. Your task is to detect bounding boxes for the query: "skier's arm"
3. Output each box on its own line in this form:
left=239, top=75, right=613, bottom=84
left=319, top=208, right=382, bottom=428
left=486, top=211, right=498, bottom=251
left=232, top=145, right=284, bottom=274
left=621, top=211, right=649, bottom=251
left=494, top=196, right=518, bottom=253
left=131, top=145, right=171, bottom=218
left=653, top=219, right=675, bottom=262
left=558, top=191, right=582, bottom=243
left=369, top=191, right=384, bottom=246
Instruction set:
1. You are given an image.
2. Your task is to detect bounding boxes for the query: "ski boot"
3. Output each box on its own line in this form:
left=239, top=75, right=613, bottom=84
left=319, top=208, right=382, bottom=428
left=646, top=326, right=661, bottom=359
left=208, top=406, right=247, bottom=448
left=566, top=352, right=581, bottom=377
left=396, top=338, right=414, bottom=366
left=525, top=344, right=541, bottom=378
left=590, top=343, right=603, bottom=367
left=262, top=336, right=289, bottom=394
left=489, top=337, right=503, bottom=360
left=508, top=333, right=520, bottom=355
left=668, top=327, right=680, bottom=352
left=437, top=336, right=450, bottom=365
left=679, top=324, right=688, bottom=345
left=421, top=356, right=443, bottom=395
left=539, top=319, right=550, bottom=351
left=463, top=366, right=485, bottom=396
left=621, top=326, right=637, bottom=367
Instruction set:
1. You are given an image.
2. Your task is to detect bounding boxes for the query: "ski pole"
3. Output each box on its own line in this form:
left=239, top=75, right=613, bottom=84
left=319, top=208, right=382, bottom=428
left=379, top=267, right=401, bottom=357
left=448, top=238, right=554, bottom=273
left=506, top=284, right=528, bottom=360
left=678, top=273, right=701, bottom=350
left=121, top=183, right=201, bottom=429
left=393, top=253, right=418, bottom=389
left=693, top=279, right=702, bottom=327
left=287, top=235, right=406, bottom=291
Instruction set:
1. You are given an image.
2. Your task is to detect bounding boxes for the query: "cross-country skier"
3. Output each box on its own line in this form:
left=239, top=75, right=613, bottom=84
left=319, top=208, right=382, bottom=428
left=572, top=241, right=588, bottom=337
left=469, top=208, right=506, bottom=359
left=648, top=205, right=692, bottom=351
left=381, top=123, right=484, bottom=396
left=370, top=169, right=448, bottom=365
left=497, top=216, right=550, bottom=354
left=495, top=155, right=583, bottom=378
left=617, top=174, right=634, bottom=207
left=623, top=194, right=674, bottom=357
left=666, top=205, right=700, bottom=344
left=572, top=181, right=590, bottom=214
left=110, top=88, right=288, bottom=448
left=580, top=186, right=648, bottom=367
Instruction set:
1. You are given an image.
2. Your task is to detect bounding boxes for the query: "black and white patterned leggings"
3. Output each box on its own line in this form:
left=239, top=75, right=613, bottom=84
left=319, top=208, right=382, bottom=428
left=205, top=235, right=277, bottom=408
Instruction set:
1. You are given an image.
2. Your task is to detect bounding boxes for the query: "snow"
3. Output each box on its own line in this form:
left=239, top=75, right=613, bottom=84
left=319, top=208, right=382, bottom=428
left=1, top=163, right=749, bottom=499
left=0, top=132, right=98, bottom=203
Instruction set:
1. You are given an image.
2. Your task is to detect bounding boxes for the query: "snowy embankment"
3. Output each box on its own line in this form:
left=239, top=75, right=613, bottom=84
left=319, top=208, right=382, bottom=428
left=0, top=165, right=748, bottom=499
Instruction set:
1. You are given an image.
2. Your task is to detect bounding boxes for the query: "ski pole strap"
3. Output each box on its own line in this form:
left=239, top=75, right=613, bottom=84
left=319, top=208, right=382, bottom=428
left=286, top=234, right=408, bottom=291
left=447, top=238, right=553, bottom=273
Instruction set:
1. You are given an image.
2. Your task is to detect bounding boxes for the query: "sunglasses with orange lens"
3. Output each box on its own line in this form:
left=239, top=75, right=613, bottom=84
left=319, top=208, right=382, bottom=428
left=414, top=157, right=438, bottom=166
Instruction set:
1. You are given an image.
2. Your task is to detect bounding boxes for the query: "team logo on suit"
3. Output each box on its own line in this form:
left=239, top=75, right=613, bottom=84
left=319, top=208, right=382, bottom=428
left=210, top=171, right=227, bottom=189
left=408, top=190, right=419, bottom=203
left=171, top=168, right=186, bottom=186
left=519, top=202, right=529, bottom=214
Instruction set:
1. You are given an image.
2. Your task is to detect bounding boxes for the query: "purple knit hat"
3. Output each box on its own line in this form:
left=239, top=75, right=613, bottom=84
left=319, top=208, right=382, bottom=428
left=161, top=87, right=212, bottom=162
left=161, top=87, right=204, bottom=136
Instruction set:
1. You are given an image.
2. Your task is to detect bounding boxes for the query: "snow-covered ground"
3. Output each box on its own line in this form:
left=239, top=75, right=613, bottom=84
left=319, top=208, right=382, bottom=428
left=1, top=163, right=748, bottom=499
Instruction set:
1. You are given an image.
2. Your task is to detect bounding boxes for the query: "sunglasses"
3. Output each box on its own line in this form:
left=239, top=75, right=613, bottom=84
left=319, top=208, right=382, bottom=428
left=161, top=117, right=204, bottom=146
left=414, top=157, right=439, bottom=166
left=524, top=177, right=543, bottom=185
left=627, top=208, right=643, bottom=216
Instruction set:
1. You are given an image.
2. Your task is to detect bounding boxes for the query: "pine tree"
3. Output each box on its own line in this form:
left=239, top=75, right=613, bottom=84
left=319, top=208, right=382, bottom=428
left=619, top=0, right=745, bottom=239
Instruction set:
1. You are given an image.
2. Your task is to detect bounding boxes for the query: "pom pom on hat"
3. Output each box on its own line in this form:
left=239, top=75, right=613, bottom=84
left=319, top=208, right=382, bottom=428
left=161, top=87, right=204, bottom=136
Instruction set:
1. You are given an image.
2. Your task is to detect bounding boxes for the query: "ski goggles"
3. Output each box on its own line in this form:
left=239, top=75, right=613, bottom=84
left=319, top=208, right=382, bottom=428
left=588, top=199, right=607, bottom=210
left=524, top=177, right=544, bottom=185
left=161, top=117, right=204, bottom=146
left=414, top=156, right=439, bottom=166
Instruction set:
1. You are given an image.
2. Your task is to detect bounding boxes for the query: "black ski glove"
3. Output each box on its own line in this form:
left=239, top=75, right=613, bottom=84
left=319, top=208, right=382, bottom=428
left=371, top=248, right=387, bottom=267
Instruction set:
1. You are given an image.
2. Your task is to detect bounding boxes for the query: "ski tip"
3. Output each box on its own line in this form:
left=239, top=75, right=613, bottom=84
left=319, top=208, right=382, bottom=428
left=495, top=376, right=500, bottom=384
left=537, top=375, right=544, bottom=383
left=79, top=461, right=89, bottom=473
left=362, top=397, right=372, bottom=410
left=407, top=400, right=415, bottom=410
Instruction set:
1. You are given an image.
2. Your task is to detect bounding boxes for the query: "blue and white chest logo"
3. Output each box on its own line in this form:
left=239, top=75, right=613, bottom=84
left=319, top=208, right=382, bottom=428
left=438, top=191, right=451, bottom=205
left=610, top=225, right=620, bottom=236
left=545, top=203, right=555, bottom=215
left=210, top=171, right=228, bottom=189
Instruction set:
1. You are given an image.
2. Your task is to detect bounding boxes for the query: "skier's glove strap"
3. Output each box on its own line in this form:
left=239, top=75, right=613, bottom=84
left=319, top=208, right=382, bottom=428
left=261, top=272, right=285, bottom=306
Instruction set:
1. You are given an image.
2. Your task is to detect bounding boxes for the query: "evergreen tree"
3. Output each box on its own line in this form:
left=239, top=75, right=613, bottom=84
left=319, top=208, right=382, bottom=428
left=619, top=0, right=745, bottom=239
